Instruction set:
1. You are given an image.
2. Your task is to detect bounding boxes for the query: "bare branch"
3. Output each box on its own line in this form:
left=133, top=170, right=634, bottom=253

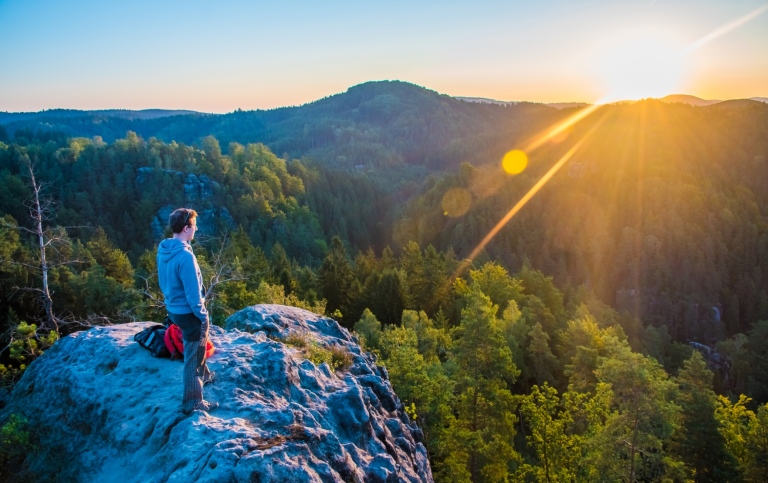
left=116, top=305, right=146, bottom=323
left=60, top=314, right=114, bottom=329
left=12, top=285, right=44, bottom=295
left=46, top=258, right=86, bottom=269
left=198, top=230, right=247, bottom=302
left=204, top=274, right=247, bottom=302
left=8, top=223, right=91, bottom=234
left=138, top=274, right=166, bottom=309
left=0, top=326, right=17, bottom=359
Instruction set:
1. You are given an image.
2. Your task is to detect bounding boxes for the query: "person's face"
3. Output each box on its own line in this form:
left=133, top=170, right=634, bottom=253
left=184, top=219, right=197, bottom=241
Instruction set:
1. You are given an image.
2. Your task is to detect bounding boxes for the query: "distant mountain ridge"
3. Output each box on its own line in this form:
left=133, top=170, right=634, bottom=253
left=457, top=96, right=590, bottom=110
left=0, top=81, right=562, bottom=176
left=3, top=88, right=765, bottom=125
left=544, top=102, right=592, bottom=110
left=1, top=81, right=765, bottom=180
left=641, top=94, right=767, bottom=106
left=456, top=97, right=518, bottom=106
left=457, top=93, right=768, bottom=108
left=0, top=108, right=201, bottom=124
left=658, top=94, right=722, bottom=106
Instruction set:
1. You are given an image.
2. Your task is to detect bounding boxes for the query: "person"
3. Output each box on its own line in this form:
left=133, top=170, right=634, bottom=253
left=157, top=208, right=218, bottom=414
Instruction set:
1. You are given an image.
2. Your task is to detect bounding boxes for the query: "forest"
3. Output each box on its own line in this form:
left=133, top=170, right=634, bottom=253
left=1, top=82, right=768, bottom=482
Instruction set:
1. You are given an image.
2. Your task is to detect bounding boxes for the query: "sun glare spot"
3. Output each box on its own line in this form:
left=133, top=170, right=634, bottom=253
left=502, top=150, right=528, bottom=175
left=442, top=188, right=472, bottom=217
left=594, top=30, right=688, bottom=102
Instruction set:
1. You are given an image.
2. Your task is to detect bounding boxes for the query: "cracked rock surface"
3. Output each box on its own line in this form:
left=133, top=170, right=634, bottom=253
left=1, top=304, right=432, bottom=483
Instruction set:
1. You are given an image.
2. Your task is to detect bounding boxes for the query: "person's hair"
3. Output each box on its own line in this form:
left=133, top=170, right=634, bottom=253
left=169, top=208, right=197, bottom=234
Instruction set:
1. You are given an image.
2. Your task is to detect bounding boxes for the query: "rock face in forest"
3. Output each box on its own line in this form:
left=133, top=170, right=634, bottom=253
left=1, top=304, right=432, bottom=483
left=135, top=167, right=235, bottom=240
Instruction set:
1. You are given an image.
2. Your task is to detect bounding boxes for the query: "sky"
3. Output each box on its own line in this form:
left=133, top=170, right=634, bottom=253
left=0, top=0, right=766, bottom=113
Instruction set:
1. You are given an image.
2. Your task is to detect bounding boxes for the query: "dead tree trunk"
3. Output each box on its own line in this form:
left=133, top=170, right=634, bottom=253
left=24, top=157, right=58, bottom=332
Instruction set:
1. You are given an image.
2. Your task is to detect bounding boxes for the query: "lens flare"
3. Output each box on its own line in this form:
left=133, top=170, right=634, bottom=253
left=450, top=118, right=607, bottom=281
left=444, top=3, right=768, bottom=284
left=441, top=188, right=472, bottom=217
left=502, top=150, right=528, bottom=175
left=454, top=140, right=585, bottom=278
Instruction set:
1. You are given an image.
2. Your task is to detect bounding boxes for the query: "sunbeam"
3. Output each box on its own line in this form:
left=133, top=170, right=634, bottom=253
left=445, top=2, right=768, bottom=283
left=453, top=120, right=606, bottom=280
left=525, top=104, right=602, bottom=153
left=685, top=3, right=768, bottom=54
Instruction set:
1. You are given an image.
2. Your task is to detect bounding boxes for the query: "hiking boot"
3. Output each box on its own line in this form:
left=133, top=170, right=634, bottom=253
left=183, top=400, right=219, bottom=415
left=203, top=371, right=216, bottom=386
left=201, top=400, right=219, bottom=412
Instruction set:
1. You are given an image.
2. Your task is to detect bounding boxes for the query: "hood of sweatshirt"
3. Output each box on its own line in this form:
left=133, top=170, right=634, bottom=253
left=157, top=238, right=192, bottom=263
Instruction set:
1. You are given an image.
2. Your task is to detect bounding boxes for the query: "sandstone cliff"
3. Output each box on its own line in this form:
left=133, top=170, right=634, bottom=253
left=1, top=305, right=432, bottom=483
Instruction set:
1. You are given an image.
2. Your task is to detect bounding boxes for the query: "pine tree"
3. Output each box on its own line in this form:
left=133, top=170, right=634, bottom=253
left=318, top=236, right=354, bottom=325
left=746, top=404, right=768, bottom=483
left=587, top=346, right=683, bottom=482
left=527, top=321, right=561, bottom=387
left=231, top=226, right=271, bottom=291
left=353, top=308, right=382, bottom=351
left=449, top=287, right=520, bottom=482
left=716, top=396, right=768, bottom=483
left=86, top=227, right=134, bottom=288
left=468, top=262, right=522, bottom=316
left=399, top=240, right=426, bottom=309
left=269, top=243, right=294, bottom=295
left=516, top=384, right=586, bottom=482
left=676, top=351, right=739, bottom=482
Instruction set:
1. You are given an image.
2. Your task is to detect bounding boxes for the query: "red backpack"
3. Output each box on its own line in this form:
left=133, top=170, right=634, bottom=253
left=164, top=323, right=215, bottom=360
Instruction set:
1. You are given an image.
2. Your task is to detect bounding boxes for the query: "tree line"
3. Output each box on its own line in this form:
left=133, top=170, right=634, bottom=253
left=1, top=122, right=767, bottom=481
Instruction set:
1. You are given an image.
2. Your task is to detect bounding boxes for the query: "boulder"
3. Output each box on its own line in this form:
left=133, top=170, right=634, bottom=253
left=1, top=305, right=432, bottom=483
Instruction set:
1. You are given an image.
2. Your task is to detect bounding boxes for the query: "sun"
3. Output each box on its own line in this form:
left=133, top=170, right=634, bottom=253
left=593, top=30, right=689, bottom=102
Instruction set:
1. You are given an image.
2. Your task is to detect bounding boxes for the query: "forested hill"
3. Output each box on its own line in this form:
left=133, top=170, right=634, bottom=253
left=3, top=85, right=768, bottom=482
left=0, top=81, right=561, bottom=174
left=397, top=100, right=768, bottom=340
left=3, top=82, right=766, bottom=180
left=2, top=90, right=768, bottom=336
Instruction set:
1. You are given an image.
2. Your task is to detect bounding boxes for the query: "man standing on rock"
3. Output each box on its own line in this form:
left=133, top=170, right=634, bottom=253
left=157, top=208, right=218, bottom=414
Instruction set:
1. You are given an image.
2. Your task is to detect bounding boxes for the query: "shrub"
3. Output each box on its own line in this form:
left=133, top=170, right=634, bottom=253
left=0, top=414, right=35, bottom=481
left=281, top=332, right=352, bottom=371
left=283, top=333, right=308, bottom=349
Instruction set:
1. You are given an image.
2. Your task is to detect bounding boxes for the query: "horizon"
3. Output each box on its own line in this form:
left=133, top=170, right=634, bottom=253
left=1, top=0, right=767, bottom=114
left=2, top=82, right=766, bottom=116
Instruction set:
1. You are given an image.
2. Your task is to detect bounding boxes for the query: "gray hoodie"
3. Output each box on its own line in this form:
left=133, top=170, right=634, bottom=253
left=156, top=238, right=208, bottom=324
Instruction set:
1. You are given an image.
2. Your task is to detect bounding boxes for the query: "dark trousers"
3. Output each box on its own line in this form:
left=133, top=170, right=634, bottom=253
left=168, top=312, right=211, bottom=411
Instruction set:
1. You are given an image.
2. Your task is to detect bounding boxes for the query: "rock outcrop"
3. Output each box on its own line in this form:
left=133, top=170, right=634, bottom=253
left=135, top=167, right=235, bottom=240
left=1, top=305, right=432, bottom=483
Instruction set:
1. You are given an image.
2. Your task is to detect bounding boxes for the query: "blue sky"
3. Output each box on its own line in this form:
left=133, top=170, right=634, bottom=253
left=1, top=0, right=766, bottom=112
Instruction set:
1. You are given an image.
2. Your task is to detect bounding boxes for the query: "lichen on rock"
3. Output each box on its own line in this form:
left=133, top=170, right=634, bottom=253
left=1, top=304, right=432, bottom=483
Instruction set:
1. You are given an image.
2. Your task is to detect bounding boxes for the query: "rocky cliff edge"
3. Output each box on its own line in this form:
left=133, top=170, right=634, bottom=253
left=1, top=304, right=433, bottom=483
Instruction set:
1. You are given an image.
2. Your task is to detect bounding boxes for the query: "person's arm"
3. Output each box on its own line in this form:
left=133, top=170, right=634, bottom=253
left=156, top=252, right=166, bottom=297
left=179, top=251, right=209, bottom=324
left=157, top=252, right=171, bottom=303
